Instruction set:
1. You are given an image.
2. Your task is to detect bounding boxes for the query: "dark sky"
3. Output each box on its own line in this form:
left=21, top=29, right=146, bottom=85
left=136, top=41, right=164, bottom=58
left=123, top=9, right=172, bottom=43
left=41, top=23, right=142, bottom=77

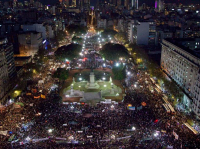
left=91, top=0, right=199, bottom=6
left=3, top=0, right=200, bottom=6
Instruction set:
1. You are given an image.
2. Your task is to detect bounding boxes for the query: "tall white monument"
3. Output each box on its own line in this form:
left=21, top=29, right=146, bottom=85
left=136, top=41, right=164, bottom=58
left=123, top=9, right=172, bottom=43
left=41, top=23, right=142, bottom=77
left=85, top=71, right=99, bottom=89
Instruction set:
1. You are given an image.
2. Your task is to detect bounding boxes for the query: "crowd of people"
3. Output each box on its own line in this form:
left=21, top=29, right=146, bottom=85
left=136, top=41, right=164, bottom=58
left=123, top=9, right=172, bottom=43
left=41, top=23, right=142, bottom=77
left=1, top=33, right=200, bottom=149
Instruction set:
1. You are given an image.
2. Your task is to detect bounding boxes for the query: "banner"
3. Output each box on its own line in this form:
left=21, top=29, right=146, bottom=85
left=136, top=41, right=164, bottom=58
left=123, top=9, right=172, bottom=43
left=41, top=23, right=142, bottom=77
left=173, top=130, right=179, bottom=140
left=128, top=107, right=135, bottom=110
left=41, top=94, right=46, bottom=99
left=34, top=96, right=40, bottom=99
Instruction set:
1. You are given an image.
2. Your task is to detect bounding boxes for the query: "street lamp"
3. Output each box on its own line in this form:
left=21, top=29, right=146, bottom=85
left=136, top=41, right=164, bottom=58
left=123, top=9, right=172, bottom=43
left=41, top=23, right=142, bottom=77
left=79, top=78, right=82, bottom=81
left=154, top=132, right=159, bottom=137
left=104, top=85, right=107, bottom=87
left=127, top=72, right=130, bottom=75
left=102, top=77, right=106, bottom=81
left=116, top=63, right=119, bottom=67
left=25, top=136, right=31, bottom=141
left=132, top=126, right=136, bottom=131
left=48, top=129, right=53, bottom=133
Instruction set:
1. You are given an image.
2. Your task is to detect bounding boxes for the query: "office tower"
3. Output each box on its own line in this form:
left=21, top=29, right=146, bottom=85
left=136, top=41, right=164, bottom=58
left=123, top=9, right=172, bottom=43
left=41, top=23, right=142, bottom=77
left=13, top=0, right=17, bottom=8
left=117, top=0, right=121, bottom=6
left=124, top=0, right=129, bottom=8
left=135, top=0, right=138, bottom=9
left=161, top=38, right=200, bottom=115
left=30, top=0, right=34, bottom=4
left=131, top=0, right=138, bottom=9
left=155, top=0, right=164, bottom=11
left=158, top=0, right=164, bottom=11
left=63, top=0, right=69, bottom=7
left=72, top=0, right=76, bottom=6
left=112, top=0, right=117, bottom=6
left=155, top=0, right=158, bottom=9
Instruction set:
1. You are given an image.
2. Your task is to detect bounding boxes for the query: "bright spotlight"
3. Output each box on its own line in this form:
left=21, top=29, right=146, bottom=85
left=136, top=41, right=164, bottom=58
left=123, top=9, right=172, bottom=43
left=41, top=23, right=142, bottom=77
left=154, top=132, right=159, bottom=137
left=48, top=129, right=53, bottom=133
left=26, top=136, right=31, bottom=141
left=132, top=127, right=136, bottom=131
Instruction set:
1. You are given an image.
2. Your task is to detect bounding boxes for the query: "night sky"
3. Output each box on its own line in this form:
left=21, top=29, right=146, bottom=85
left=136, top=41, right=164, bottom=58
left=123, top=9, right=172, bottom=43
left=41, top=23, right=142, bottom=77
left=2, top=0, right=200, bottom=6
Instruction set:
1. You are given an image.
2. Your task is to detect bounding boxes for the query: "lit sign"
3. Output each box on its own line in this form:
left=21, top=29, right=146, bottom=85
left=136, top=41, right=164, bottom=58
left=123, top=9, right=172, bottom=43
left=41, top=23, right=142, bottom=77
left=43, top=40, right=46, bottom=44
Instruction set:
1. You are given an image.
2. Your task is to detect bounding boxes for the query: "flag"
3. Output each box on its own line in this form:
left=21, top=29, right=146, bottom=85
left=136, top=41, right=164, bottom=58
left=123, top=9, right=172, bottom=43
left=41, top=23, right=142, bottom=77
left=41, top=94, right=46, bottom=99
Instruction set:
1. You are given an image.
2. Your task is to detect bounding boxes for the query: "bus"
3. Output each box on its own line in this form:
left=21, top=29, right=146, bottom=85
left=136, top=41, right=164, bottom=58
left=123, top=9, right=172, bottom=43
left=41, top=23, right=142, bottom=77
left=155, top=87, right=161, bottom=93
left=162, top=104, right=170, bottom=113
left=184, top=123, right=198, bottom=135
left=167, top=104, right=176, bottom=115
left=150, top=78, right=156, bottom=84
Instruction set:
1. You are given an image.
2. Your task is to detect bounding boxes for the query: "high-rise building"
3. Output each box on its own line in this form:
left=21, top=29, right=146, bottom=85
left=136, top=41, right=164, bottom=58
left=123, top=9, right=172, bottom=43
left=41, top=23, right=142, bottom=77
left=117, top=0, right=121, bottom=6
left=155, top=0, right=158, bottom=9
left=0, top=37, right=16, bottom=89
left=158, top=0, right=164, bottom=11
left=161, top=38, right=200, bottom=116
left=63, top=0, right=69, bottom=7
left=72, top=0, right=76, bottom=6
left=124, top=0, right=129, bottom=8
left=155, top=0, right=164, bottom=11
left=0, top=38, right=9, bottom=100
left=30, top=0, right=34, bottom=4
left=129, top=20, right=156, bottom=45
left=13, top=0, right=17, bottom=8
left=131, top=0, right=138, bottom=9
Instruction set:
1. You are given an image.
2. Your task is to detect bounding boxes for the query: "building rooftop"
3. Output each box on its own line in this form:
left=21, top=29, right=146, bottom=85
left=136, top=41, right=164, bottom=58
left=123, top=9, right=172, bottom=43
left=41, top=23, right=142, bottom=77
left=164, top=38, right=200, bottom=59
left=14, top=56, right=32, bottom=61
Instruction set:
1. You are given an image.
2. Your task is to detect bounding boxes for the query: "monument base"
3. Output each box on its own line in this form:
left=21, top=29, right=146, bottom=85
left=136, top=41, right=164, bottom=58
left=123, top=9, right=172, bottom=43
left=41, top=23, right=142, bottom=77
left=85, top=82, right=100, bottom=89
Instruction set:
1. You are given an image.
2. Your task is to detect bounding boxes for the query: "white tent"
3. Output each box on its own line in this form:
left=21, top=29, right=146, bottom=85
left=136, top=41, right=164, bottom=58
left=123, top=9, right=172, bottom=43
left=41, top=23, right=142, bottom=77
left=0, top=131, right=8, bottom=136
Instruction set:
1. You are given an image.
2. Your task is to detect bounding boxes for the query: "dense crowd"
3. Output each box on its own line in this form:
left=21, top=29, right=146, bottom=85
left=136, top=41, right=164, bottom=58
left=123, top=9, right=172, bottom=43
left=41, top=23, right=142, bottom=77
left=1, top=33, right=200, bottom=149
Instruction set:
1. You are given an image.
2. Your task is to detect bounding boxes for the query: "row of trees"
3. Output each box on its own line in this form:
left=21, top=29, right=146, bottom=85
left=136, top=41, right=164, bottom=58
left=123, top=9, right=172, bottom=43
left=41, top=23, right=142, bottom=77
left=112, top=63, right=126, bottom=80
left=72, top=36, right=83, bottom=44
left=100, top=43, right=129, bottom=81
left=53, top=68, right=69, bottom=81
left=100, top=43, right=130, bottom=61
left=54, top=43, right=82, bottom=61
left=66, top=24, right=87, bottom=36
left=130, top=44, right=183, bottom=101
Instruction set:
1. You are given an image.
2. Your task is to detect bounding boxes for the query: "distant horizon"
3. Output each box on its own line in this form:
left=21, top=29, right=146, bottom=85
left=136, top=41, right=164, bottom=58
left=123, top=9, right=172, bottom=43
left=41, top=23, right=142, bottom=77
left=2, top=0, right=200, bottom=7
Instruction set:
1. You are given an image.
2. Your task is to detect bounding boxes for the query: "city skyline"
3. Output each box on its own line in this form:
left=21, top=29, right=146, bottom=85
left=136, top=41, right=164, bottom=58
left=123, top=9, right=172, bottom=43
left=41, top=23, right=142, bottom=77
left=0, top=0, right=200, bottom=148
left=1, top=0, right=200, bottom=6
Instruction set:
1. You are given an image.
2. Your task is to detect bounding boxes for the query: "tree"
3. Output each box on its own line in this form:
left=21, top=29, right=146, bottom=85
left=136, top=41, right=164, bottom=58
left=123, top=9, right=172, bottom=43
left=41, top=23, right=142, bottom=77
left=72, top=36, right=83, bottom=44
left=114, top=32, right=127, bottom=44
left=54, top=43, right=82, bottom=61
left=112, top=63, right=126, bottom=80
left=53, top=68, right=69, bottom=81
left=100, top=43, right=129, bottom=62
left=101, top=29, right=117, bottom=38
left=55, top=30, right=66, bottom=42
left=66, top=24, right=87, bottom=36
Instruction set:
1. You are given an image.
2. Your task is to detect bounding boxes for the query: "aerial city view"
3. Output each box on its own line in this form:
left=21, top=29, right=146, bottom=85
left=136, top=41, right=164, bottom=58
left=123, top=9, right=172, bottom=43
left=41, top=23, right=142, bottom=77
left=0, top=0, right=200, bottom=148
